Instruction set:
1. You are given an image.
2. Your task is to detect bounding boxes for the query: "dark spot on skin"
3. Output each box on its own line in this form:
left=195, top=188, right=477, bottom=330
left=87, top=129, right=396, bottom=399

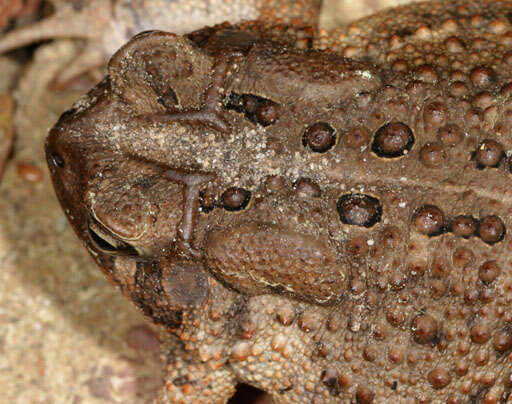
left=473, top=139, right=505, bottom=169
left=386, top=307, right=405, bottom=327
left=222, top=187, right=251, bottom=211
left=412, top=205, right=445, bottom=236
left=265, top=137, right=282, bottom=153
left=371, top=122, right=414, bottom=158
left=453, top=247, right=475, bottom=268
left=391, top=381, right=398, bottom=390
left=464, top=288, right=479, bottom=304
left=431, top=257, right=450, bottom=278
left=450, top=215, right=478, bottom=238
left=49, top=152, right=65, bottom=167
left=302, top=122, right=336, bottom=152
left=337, top=194, right=382, bottom=227
left=348, top=238, right=369, bottom=257
left=478, top=215, right=506, bottom=244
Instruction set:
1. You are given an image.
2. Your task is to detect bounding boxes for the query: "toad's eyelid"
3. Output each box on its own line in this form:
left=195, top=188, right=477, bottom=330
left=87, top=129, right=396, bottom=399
left=87, top=219, right=140, bottom=256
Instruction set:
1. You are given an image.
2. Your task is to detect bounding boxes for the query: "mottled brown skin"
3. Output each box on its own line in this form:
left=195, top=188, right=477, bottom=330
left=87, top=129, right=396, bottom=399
left=45, top=0, right=512, bottom=403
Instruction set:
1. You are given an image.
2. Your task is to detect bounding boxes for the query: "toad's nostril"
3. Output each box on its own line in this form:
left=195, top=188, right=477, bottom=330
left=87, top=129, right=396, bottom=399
left=48, top=151, right=65, bottom=168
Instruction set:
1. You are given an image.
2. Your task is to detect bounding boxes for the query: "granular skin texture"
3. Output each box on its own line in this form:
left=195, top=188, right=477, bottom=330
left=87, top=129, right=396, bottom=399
left=39, top=0, right=512, bottom=402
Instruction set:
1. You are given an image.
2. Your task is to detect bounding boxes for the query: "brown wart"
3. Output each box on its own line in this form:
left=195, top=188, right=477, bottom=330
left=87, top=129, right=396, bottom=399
left=336, top=193, right=382, bottom=227
left=302, top=122, right=336, bottom=153
left=449, top=215, right=478, bottom=238
left=473, top=139, right=505, bottom=169
left=371, top=122, right=414, bottom=158
left=477, top=215, right=506, bottom=245
left=412, top=205, right=446, bottom=237
left=221, top=187, right=252, bottom=211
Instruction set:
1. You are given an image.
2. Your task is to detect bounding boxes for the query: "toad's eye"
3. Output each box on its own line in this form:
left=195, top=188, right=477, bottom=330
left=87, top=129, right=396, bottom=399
left=88, top=218, right=139, bottom=256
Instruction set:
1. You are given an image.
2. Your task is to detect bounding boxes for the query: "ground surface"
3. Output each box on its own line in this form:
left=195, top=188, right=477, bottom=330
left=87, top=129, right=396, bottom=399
left=0, top=1, right=417, bottom=403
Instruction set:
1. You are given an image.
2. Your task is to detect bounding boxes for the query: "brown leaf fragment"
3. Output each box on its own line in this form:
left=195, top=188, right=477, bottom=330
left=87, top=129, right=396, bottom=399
left=0, top=0, right=41, bottom=31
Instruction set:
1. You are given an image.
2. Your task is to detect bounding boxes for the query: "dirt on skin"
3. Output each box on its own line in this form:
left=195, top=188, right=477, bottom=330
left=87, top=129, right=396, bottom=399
left=0, top=1, right=414, bottom=403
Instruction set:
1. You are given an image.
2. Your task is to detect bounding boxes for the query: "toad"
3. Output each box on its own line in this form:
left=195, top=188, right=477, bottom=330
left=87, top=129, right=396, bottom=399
left=45, top=0, right=512, bottom=402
